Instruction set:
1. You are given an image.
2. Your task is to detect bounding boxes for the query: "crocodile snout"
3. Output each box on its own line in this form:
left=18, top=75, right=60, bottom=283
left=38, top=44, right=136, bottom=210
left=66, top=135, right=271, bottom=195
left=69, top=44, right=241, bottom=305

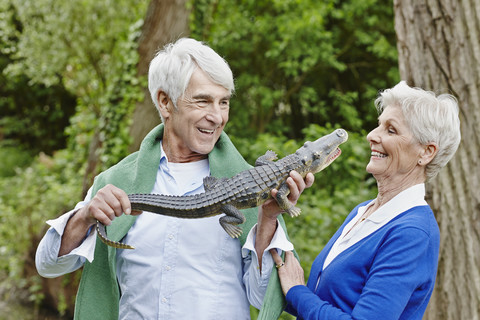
left=335, top=129, right=348, bottom=140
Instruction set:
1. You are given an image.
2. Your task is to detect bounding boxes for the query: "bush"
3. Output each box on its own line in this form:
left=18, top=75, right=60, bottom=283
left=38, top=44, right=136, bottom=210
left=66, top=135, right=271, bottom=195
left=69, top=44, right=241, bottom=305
left=0, top=149, right=83, bottom=314
left=0, top=144, right=33, bottom=177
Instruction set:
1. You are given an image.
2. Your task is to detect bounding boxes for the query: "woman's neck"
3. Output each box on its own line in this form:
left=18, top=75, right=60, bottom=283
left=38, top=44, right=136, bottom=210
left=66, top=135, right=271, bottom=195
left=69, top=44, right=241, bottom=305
left=375, top=175, right=424, bottom=208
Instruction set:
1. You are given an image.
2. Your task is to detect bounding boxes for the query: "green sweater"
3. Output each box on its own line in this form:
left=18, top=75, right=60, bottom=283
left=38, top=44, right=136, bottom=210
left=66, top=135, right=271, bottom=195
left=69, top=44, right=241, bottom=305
left=73, top=124, right=289, bottom=319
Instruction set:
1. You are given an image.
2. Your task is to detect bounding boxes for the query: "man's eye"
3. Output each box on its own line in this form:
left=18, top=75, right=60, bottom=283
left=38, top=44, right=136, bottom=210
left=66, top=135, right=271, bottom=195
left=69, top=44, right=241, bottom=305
left=196, top=100, right=208, bottom=106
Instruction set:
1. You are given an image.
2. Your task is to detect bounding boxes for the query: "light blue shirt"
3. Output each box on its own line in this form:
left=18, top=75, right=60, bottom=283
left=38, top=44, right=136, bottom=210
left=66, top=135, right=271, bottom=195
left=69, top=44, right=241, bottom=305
left=36, top=144, right=293, bottom=320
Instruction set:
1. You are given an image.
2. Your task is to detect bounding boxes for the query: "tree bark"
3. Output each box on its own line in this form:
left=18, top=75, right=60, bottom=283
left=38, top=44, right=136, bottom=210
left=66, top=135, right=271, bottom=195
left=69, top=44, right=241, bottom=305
left=129, top=0, right=190, bottom=152
left=394, top=0, right=480, bottom=319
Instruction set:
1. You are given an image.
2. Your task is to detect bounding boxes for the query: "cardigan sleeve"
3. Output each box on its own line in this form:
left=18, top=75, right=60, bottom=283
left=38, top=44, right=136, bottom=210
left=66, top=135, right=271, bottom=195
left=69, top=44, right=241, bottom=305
left=286, top=226, right=436, bottom=319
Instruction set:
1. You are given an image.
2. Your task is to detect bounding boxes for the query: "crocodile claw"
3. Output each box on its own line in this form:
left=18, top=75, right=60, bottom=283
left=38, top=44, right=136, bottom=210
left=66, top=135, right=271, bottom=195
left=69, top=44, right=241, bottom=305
left=221, top=223, right=243, bottom=238
left=286, top=206, right=302, bottom=218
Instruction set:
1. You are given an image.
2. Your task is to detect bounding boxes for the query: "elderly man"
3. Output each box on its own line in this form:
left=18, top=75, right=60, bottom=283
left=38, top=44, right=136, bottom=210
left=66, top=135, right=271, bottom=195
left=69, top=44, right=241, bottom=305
left=36, top=38, right=313, bottom=320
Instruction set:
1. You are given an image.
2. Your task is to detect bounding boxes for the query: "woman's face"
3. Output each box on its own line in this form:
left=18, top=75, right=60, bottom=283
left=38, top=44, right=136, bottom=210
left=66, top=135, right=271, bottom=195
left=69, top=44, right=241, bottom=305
left=366, top=105, right=425, bottom=183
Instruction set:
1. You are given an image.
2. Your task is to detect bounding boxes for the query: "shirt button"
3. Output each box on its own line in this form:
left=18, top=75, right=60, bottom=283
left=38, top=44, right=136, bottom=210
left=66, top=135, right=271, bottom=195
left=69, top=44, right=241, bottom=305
left=165, top=265, right=171, bottom=271
left=168, top=234, right=174, bottom=240
left=161, top=297, right=168, bottom=303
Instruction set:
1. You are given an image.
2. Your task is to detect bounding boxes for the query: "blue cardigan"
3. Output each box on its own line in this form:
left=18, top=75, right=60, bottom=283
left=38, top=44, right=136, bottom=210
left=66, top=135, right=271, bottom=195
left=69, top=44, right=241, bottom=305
left=286, top=201, right=440, bottom=320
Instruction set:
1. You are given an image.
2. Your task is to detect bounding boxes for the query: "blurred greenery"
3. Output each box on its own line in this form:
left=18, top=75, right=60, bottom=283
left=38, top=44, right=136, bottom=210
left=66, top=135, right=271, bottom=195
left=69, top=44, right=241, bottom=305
left=0, top=0, right=396, bottom=318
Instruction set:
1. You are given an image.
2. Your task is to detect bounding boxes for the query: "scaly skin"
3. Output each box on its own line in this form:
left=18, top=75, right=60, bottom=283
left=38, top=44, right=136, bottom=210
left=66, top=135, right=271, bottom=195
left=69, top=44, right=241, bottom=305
left=97, top=129, right=348, bottom=249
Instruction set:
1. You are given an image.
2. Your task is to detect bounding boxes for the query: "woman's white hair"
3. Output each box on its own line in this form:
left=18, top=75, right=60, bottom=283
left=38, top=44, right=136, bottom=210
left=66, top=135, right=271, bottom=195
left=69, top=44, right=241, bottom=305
left=375, top=81, right=461, bottom=180
left=148, top=38, right=234, bottom=119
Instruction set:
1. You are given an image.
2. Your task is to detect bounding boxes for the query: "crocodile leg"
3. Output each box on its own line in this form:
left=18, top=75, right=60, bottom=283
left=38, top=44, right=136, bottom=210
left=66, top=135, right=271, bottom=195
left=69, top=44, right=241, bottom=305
left=275, top=183, right=301, bottom=217
left=219, top=204, right=246, bottom=238
left=255, top=150, right=278, bottom=166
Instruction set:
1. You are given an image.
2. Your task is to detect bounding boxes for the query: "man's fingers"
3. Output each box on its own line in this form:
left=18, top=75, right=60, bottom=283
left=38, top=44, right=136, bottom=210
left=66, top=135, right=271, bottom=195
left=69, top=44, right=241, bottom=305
left=110, top=186, right=132, bottom=215
left=305, top=172, right=315, bottom=188
left=286, top=177, right=300, bottom=200
left=88, top=184, right=132, bottom=225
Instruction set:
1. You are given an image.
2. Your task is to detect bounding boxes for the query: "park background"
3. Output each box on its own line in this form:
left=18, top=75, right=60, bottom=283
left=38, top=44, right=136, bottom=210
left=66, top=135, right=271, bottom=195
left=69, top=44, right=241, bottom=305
left=0, top=0, right=478, bottom=319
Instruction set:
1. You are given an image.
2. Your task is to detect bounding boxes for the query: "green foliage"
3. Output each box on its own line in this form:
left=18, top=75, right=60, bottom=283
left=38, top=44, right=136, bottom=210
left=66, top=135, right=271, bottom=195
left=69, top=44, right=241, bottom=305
left=65, top=18, right=147, bottom=173
left=0, top=0, right=147, bottom=314
left=0, top=1, right=77, bottom=155
left=4, top=0, right=147, bottom=169
left=0, top=145, right=32, bottom=177
left=190, top=0, right=398, bottom=139
left=0, top=149, right=82, bottom=308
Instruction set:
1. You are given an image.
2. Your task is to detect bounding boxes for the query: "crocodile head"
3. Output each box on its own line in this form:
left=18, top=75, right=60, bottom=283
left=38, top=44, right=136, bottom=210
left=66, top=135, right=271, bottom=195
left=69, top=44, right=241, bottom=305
left=295, top=128, right=348, bottom=175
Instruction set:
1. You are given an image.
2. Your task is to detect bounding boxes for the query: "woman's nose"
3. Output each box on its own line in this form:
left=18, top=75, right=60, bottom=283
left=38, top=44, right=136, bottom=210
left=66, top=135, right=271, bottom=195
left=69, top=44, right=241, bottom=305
left=366, top=126, right=379, bottom=143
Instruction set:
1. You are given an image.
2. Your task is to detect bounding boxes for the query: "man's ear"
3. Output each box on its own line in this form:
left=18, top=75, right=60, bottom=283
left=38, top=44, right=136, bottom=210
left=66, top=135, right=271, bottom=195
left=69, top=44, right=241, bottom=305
left=419, top=142, right=438, bottom=166
left=157, top=91, right=172, bottom=120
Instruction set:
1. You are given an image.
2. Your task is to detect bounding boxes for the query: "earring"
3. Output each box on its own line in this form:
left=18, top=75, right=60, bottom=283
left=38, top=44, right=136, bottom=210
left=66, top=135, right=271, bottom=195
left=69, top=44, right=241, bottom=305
left=418, top=160, right=422, bottom=164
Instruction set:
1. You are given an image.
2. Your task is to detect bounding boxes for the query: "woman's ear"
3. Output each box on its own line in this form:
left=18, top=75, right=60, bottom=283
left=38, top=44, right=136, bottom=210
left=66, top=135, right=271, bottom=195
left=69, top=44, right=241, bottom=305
left=157, top=91, right=172, bottom=120
left=418, top=142, right=438, bottom=166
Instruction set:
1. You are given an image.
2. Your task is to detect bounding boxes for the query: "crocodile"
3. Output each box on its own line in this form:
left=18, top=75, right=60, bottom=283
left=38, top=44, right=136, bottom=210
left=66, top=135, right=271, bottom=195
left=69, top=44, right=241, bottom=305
left=97, top=128, right=348, bottom=249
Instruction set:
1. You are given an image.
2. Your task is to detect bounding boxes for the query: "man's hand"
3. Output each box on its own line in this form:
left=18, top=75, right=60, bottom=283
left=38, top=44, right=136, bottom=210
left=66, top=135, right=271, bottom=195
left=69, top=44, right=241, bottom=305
left=254, top=171, right=314, bottom=270
left=261, top=171, right=315, bottom=220
left=82, top=184, right=140, bottom=226
left=59, top=184, right=141, bottom=256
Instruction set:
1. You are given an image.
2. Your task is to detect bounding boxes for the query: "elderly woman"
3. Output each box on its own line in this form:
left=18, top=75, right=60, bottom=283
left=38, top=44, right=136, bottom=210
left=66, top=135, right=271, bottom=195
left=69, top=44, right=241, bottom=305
left=271, top=81, right=461, bottom=319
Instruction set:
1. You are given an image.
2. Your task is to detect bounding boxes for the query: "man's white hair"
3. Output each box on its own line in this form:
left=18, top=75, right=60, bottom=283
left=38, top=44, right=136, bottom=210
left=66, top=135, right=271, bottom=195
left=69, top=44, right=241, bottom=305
left=148, top=38, right=234, bottom=120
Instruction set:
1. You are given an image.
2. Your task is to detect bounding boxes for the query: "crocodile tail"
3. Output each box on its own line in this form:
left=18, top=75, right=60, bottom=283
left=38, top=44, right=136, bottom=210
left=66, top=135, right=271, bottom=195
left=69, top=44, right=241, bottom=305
left=96, top=220, right=135, bottom=249
left=128, top=193, right=222, bottom=218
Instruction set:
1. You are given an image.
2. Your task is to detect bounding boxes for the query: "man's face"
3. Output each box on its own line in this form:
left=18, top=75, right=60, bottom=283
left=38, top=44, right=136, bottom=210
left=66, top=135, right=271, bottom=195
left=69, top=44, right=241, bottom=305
left=160, top=68, right=230, bottom=163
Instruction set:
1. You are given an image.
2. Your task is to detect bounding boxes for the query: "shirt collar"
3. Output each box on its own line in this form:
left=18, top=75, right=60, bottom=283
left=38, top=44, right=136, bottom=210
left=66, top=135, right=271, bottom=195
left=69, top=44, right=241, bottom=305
left=368, top=183, right=428, bottom=224
left=158, top=141, right=173, bottom=174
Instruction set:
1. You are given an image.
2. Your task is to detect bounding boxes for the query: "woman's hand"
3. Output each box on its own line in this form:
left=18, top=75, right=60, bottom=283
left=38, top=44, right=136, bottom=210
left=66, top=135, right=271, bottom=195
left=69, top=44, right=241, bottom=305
left=270, top=249, right=306, bottom=295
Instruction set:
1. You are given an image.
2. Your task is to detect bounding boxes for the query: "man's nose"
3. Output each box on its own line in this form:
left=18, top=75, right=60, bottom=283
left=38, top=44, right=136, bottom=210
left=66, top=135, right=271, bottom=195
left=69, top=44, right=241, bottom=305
left=205, top=103, right=224, bottom=124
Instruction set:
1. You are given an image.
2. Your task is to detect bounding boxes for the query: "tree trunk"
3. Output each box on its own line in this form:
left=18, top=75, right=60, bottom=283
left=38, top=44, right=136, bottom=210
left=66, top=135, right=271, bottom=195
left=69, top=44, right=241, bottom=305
left=128, top=0, right=190, bottom=152
left=394, top=0, right=480, bottom=319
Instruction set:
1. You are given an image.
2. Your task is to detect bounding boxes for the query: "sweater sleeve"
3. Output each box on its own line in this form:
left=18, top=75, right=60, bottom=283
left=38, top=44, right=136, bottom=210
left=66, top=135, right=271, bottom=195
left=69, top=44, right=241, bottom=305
left=286, top=226, right=435, bottom=320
